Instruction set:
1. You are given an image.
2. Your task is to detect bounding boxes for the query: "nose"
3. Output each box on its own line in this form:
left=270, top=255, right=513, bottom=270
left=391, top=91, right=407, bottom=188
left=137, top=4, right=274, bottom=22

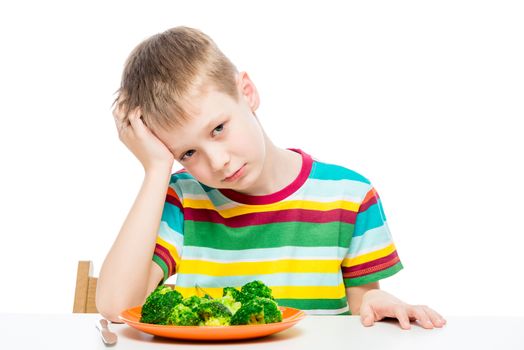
left=206, top=146, right=230, bottom=172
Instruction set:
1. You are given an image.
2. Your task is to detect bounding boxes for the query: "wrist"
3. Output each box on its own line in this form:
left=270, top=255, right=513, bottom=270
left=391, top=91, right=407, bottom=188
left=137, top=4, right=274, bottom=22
left=363, top=288, right=381, bottom=297
left=144, top=165, right=173, bottom=178
left=144, top=161, right=173, bottom=173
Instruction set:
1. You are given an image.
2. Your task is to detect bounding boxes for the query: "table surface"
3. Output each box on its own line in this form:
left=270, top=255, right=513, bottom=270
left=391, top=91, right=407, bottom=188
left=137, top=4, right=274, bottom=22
left=1, top=313, right=523, bottom=349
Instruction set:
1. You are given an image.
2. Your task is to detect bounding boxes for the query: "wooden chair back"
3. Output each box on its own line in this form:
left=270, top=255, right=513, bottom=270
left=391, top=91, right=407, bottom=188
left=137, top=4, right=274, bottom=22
left=73, top=260, right=174, bottom=313
left=73, top=260, right=99, bottom=313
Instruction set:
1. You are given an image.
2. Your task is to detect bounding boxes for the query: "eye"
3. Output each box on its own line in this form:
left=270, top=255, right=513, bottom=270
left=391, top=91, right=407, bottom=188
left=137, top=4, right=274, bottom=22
left=180, top=150, right=195, bottom=161
left=212, top=123, right=224, bottom=136
left=179, top=123, right=225, bottom=161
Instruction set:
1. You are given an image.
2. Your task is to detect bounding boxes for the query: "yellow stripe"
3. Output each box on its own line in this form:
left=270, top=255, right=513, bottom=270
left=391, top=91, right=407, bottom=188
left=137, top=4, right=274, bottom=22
left=341, top=243, right=397, bottom=267
left=156, top=236, right=181, bottom=266
left=178, top=259, right=341, bottom=276
left=174, top=283, right=347, bottom=299
left=182, top=199, right=359, bottom=218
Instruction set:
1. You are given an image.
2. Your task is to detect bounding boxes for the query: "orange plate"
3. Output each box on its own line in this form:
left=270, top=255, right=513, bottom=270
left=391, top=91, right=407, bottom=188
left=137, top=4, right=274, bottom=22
left=119, top=306, right=306, bottom=341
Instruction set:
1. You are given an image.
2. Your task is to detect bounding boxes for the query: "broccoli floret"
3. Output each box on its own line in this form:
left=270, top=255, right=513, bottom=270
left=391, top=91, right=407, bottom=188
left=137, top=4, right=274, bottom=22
left=230, top=297, right=283, bottom=325
left=182, top=295, right=202, bottom=312
left=197, top=299, right=233, bottom=326
left=217, top=293, right=242, bottom=315
left=140, top=282, right=280, bottom=327
left=222, top=286, right=247, bottom=309
left=240, top=280, right=274, bottom=301
left=140, top=285, right=183, bottom=325
left=223, top=287, right=242, bottom=300
left=167, top=304, right=200, bottom=326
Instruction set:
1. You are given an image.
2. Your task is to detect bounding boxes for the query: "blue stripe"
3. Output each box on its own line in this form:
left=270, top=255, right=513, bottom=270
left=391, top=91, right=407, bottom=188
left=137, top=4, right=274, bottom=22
left=353, top=202, right=387, bottom=237
left=296, top=178, right=371, bottom=200
left=158, top=221, right=184, bottom=250
left=310, top=161, right=371, bottom=183
left=347, top=224, right=392, bottom=256
left=172, top=178, right=232, bottom=207
left=183, top=246, right=348, bottom=261
left=160, top=201, right=184, bottom=235
left=176, top=272, right=344, bottom=288
left=171, top=172, right=215, bottom=193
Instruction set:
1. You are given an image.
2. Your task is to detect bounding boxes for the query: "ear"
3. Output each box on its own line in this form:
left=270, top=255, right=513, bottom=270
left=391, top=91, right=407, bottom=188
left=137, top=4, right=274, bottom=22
left=237, top=71, right=260, bottom=112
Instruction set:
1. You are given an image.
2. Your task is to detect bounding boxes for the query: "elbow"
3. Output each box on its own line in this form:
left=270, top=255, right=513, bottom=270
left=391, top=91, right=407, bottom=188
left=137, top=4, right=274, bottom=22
left=98, top=309, right=123, bottom=324
left=96, top=298, right=132, bottom=323
left=96, top=290, right=130, bottom=324
left=96, top=285, right=147, bottom=323
left=96, top=295, right=125, bottom=323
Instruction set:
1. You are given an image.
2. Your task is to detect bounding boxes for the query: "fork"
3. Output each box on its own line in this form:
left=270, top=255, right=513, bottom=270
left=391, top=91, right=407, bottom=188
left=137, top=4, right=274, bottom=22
left=195, top=283, right=214, bottom=299
left=95, top=318, right=118, bottom=345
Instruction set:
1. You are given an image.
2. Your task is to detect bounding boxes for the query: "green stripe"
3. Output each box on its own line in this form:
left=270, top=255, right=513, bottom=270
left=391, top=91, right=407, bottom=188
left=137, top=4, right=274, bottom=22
left=152, top=255, right=169, bottom=282
left=184, top=221, right=354, bottom=249
left=276, top=296, right=348, bottom=310
left=344, top=262, right=404, bottom=287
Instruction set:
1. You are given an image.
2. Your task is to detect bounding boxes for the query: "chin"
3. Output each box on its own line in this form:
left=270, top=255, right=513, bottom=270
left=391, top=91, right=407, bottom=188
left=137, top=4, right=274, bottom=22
left=233, top=170, right=260, bottom=192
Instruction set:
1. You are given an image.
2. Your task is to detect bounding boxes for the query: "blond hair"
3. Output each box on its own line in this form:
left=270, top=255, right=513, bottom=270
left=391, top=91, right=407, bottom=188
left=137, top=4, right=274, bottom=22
left=113, top=26, right=239, bottom=132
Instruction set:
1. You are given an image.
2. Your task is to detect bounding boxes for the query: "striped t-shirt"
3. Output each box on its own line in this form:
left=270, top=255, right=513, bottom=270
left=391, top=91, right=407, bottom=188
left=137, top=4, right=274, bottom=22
left=152, top=148, right=403, bottom=315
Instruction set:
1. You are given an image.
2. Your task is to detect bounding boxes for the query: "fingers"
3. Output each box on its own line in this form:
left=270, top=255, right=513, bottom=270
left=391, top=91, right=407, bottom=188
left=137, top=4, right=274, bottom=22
left=355, top=288, right=446, bottom=331
left=359, top=303, right=375, bottom=327
left=421, top=305, right=447, bottom=328
left=393, top=305, right=412, bottom=330
left=127, top=108, right=144, bottom=128
left=128, top=109, right=153, bottom=141
left=408, top=305, right=433, bottom=329
left=112, top=105, right=128, bottom=133
left=407, top=305, right=447, bottom=329
left=113, top=106, right=141, bottom=135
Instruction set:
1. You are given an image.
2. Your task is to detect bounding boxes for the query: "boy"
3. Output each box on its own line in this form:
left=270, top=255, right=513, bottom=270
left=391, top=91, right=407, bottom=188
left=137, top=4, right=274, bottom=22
left=97, top=26, right=446, bottom=330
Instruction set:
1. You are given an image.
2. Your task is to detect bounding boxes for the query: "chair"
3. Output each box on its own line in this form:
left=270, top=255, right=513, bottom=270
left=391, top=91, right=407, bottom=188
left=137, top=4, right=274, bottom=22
left=73, top=260, right=98, bottom=313
left=73, top=260, right=174, bottom=313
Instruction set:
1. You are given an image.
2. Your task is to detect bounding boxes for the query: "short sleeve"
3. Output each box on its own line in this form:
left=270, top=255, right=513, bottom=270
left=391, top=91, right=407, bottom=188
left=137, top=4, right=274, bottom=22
left=152, top=185, right=185, bottom=284
left=342, top=186, right=403, bottom=287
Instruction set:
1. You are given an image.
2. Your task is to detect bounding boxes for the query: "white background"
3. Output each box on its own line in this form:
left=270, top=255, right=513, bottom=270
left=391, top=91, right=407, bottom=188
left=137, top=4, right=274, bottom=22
left=0, top=0, right=522, bottom=316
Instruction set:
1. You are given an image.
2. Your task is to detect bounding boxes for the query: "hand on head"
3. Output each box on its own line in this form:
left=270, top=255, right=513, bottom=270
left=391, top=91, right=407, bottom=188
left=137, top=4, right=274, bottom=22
left=112, top=98, right=174, bottom=173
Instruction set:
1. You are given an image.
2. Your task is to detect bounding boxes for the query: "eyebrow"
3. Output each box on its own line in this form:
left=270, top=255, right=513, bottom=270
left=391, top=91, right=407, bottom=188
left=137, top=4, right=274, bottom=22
left=169, top=113, right=228, bottom=155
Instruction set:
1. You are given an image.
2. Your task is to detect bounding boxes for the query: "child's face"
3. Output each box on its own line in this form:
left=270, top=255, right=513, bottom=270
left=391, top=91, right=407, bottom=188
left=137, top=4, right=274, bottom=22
left=154, top=72, right=268, bottom=193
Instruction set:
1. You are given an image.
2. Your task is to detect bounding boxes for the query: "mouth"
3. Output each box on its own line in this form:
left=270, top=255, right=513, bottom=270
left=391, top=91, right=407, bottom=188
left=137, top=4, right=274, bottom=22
left=222, top=164, right=246, bottom=182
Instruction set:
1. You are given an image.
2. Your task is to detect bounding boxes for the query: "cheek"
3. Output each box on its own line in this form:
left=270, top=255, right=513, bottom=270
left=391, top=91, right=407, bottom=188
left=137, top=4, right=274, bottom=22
left=232, top=134, right=253, bottom=151
left=185, top=164, right=211, bottom=183
left=233, top=119, right=264, bottom=151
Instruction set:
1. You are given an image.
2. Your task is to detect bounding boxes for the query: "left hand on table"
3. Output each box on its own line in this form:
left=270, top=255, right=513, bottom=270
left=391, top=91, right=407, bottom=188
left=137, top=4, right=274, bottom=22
left=359, top=289, right=447, bottom=330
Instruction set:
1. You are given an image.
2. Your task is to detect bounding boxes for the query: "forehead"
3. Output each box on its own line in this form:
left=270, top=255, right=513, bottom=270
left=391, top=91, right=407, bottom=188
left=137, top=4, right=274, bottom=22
left=182, top=84, right=236, bottom=118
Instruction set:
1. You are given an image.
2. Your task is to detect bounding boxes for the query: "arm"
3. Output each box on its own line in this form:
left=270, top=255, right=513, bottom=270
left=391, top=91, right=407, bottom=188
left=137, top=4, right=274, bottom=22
left=346, top=282, right=447, bottom=330
left=96, top=169, right=171, bottom=322
left=346, top=281, right=380, bottom=315
left=96, top=104, right=175, bottom=322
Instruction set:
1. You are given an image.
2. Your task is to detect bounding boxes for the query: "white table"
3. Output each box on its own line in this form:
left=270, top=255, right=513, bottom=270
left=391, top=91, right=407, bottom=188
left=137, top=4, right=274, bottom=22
left=1, top=313, right=523, bottom=349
